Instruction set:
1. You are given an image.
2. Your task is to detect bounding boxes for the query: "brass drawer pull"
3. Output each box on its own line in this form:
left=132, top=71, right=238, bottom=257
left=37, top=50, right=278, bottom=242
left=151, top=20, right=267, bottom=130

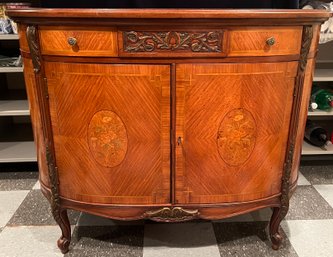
left=266, top=37, right=276, bottom=46
left=67, top=37, right=77, bottom=46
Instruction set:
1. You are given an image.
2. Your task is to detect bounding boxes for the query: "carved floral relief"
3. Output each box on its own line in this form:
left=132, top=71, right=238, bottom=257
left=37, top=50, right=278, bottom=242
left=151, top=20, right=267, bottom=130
left=123, top=31, right=223, bottom=53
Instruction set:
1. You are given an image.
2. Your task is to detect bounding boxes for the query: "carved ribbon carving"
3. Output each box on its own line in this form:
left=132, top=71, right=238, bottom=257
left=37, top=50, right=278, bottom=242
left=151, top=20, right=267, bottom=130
left=26, top=25, right=41, bottom=73
left=46, top=146, right=61, bottom=224
left=27, top=25, right=63, bottom=232
left=123, top=31, right=223, bottom=53
left=299, top=26, right=314, bottom=72
left=280, top=143, right=295, bottom=216
left=145, top=207, right=199, bottom=222
left=27, top=25, right=70, bottom=251
left=269, top=27, right=313, bottom=248
left=279, top=25, right=313, bottom=220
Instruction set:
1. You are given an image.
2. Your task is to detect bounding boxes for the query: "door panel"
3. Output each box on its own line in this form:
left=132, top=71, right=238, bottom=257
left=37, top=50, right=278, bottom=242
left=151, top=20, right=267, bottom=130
left=175, top=62, right=297, bottom=204
left=45, top=63, right=170, bottom=204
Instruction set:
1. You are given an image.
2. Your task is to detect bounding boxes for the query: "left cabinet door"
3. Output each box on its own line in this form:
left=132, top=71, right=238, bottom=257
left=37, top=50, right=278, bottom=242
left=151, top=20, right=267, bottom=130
left=44, top=63, right=171, bottom=205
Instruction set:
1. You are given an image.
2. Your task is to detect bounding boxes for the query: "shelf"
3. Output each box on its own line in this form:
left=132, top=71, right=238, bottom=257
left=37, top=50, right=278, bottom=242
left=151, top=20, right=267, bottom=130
left=0, top=141, right=36, bottom=162
left=0, top=30, right=31, bottom=163
left=313, top=69, right=333, bottom=82
left=0, top=123, right=33, bottom=142
left=0, top=34, right=19, bottom=40
left=0, top=90, right=27, bottom=101
left=0, top=66, right=23, bottom=73
left=302, top=141, right=333, bottom=155
left=0, top=100, right=29, bottom=116
left=308, top=109, right=333, bottom=117
left=316, top=60, right=333, bottom=64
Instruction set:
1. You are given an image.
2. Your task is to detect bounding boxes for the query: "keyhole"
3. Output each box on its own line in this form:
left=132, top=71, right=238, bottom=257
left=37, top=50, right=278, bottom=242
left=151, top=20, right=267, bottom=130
left=177, top=137, right=182, bottom=146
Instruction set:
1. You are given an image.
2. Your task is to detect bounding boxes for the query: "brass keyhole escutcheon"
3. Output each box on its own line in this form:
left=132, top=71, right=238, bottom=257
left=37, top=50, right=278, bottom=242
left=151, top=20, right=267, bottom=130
left=177, top=137, right=182, bottom=146
left=67, top=37, right=77, bottom=46
left=266, top=37, right=276, bottom=46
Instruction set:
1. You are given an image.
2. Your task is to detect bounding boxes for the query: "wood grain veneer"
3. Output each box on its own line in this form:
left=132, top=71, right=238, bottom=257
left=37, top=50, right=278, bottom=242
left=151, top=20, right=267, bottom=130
left=45, top=62, right=171, bottom=204
left=290, top=24, right=321, bottom=185
left=23, top=59, right=49, bottom=187
left=6, top=8, right=331, bottom=20
left=228, top=27, right=302, bottom=56
left=18, top=24, right=29, bottom=53
left=7, top=8, right=329, bottom=254
left=39, top=26, right=118, bottom=56
left=175, top=62, right=297, bottom=204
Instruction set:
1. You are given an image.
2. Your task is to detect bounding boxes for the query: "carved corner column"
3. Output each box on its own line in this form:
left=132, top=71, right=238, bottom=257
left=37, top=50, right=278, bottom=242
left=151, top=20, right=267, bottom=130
left=269, top=25, right=313, bottom=250
left=26, top=25, right=71, bottom=254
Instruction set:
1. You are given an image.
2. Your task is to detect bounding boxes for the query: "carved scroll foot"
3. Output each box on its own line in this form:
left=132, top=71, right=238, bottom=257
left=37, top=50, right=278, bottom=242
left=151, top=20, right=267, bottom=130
left=269, top=207, right=285, bottom=250
left=57, top=235, right=70, bottom=254
left=54, top=209, right=71, bottom=254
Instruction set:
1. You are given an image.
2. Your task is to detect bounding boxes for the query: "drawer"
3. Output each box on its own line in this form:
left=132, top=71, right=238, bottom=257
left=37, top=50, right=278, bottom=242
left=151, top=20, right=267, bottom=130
left=118, top=29, right=227, bottom=57
left=228, top=26, right=303, bottom=56
left=39, top=26, right=118, bottom=56
left=38, top=26, right=302, bottom=58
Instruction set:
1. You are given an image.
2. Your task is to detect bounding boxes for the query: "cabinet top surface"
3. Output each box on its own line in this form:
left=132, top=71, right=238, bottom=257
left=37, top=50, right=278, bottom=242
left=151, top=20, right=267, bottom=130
left=6, top=8, right=330, bottom=21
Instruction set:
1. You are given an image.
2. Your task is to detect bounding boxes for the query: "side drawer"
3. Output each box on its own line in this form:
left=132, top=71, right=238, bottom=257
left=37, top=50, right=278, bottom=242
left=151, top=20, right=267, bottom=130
left=39, top=26, right=118, bottom=56
left=228, top=26, right=302, bottom=56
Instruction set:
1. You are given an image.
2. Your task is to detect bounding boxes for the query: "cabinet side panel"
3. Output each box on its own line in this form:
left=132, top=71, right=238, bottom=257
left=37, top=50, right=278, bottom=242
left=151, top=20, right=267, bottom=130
left=18, top=24, right=29, bottom=53
left=176, top=62, right=297, bottom=204
left=291, top=59, right=316, bottom=184
left=23, top=58, right=49, bottom=187
left=45, top=63, right=170, bottom=205
left=291, top=24, right=320, bottom=186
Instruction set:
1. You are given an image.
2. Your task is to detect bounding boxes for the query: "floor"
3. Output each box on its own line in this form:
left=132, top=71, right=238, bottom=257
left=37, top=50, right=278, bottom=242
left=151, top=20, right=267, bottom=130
left=0, top=165, right=333, bottom=257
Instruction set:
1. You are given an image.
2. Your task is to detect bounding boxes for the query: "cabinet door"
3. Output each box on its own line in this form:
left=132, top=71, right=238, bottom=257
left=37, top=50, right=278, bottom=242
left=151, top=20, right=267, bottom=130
left=175, top=63, right=297, bottom=204
left=45, top=63, right=170, bottom=205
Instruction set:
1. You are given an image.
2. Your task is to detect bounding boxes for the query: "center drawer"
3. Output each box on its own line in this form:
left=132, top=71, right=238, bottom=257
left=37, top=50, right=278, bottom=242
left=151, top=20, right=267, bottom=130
left=118, top=29, right=227, bottom=57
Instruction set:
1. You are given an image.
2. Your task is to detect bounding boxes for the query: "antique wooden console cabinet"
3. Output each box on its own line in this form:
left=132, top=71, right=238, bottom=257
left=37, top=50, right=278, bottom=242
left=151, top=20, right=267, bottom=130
left=7, top=8, right=330, bottom=253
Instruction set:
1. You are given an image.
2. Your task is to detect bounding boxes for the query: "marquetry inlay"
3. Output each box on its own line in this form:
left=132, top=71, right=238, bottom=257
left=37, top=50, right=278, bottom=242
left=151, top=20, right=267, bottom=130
left=217, top=108, right=256, bottom=166
left=88, top=110, right=128, bottom=167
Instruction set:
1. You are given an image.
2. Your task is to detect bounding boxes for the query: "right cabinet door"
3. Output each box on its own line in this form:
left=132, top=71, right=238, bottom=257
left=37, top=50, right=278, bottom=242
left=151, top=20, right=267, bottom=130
left=175, top=62, right=298, bottom=204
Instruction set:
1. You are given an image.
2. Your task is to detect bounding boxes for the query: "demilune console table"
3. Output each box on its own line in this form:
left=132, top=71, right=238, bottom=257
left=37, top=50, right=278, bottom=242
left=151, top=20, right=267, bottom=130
left=7, top=8, right=330, bottom=253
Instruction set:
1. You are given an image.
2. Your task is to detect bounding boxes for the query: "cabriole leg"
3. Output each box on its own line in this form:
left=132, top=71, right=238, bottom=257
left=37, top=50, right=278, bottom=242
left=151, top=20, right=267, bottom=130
left=53, top=208, right=71, bottom=254
left=269, top=206, right=285, bottom=250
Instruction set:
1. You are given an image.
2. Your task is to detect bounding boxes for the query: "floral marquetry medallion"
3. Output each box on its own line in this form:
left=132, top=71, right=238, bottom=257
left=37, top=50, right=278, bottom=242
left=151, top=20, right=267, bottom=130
left=88, top=110, right=128, bottom=167
left=217, top=108, right=256, bottom=166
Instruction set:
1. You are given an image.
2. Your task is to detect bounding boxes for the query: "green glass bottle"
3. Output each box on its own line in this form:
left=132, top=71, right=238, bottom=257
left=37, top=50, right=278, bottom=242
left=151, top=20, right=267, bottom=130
left=311, top=85, right=333, bottom=111
left=314, top=89, right=333, bottom=110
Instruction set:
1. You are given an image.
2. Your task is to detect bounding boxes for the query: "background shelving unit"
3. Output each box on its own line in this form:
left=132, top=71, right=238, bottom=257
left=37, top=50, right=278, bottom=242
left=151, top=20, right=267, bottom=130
left=0, top=34, right=19, bottom=40
left=0, top=35, right=36, bottom=163
left=0, top=66, right=23, bottom=72
left=302, top=40, right=333, bottom=157
left=0, top=100, right=29, bottom=116
left=302, top=141, right=333, bottom=155
left=314, top=68, right=333, bottom=82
